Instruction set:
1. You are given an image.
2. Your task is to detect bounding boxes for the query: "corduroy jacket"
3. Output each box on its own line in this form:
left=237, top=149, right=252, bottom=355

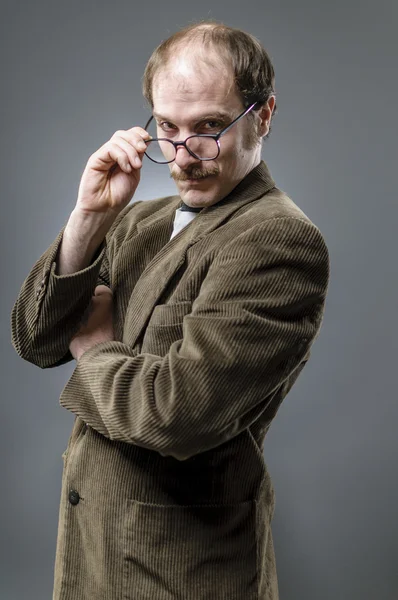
left=11, top=161, right=330, bottom=600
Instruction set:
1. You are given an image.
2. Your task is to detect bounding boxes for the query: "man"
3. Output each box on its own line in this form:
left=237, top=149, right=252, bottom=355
left=11, top=21, right=330, bottom=600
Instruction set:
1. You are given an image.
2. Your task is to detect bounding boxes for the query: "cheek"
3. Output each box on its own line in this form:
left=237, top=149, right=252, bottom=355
left=219, top=140, right=239, bottom=163
left=221, top=145, right=241, bottom=167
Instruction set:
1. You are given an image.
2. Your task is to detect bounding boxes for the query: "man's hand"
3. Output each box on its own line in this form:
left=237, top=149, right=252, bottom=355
left=69, top=285, right=115, bottom=361
left=76, top=126, right=150, bottom=216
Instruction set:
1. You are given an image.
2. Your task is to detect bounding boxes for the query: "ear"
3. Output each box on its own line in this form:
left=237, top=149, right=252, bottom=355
left=257, top=95, right=276, bottom=137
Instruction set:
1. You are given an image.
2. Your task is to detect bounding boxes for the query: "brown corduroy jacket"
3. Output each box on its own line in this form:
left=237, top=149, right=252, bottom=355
left=11, top=161, right=330, bottom=600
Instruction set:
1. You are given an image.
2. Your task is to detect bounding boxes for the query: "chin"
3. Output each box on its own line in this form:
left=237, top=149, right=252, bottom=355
left=181, top=191, right=215, bottom=208
left=178, top=184, right=220, bottom=208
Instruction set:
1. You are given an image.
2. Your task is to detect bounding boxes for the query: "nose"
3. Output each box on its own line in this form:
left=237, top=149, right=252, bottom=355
left=174, top=143, right=202, bottom=171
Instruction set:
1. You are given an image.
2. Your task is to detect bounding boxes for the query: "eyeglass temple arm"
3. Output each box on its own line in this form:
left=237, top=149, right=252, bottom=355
left=144, top=115, right=154, bottom=130
left=216, top=101, right=259, bottom=139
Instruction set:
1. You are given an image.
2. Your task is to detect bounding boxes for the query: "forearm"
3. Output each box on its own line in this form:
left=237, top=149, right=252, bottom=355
left=11, top=223, right=110, bottom=369
left=56, top=208, right=117, bottom=275
left=11, top=202, right=138, bottom=369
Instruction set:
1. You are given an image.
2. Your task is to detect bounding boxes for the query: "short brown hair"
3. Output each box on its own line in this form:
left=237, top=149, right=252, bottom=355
left=142, top=21, right=277, bottom=138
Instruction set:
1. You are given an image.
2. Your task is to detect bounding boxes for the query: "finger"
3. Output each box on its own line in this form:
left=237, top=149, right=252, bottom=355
left=115, top=130, right=151, bottom=156
left=94, top=285, right=113, bottom=296
left=112, top=135, right=146, bottom=169
left=104, top=142, right=138, bottom=173
left=125, top=126, right=152, bottom=140
left=116, top=128, right=152, bottom=146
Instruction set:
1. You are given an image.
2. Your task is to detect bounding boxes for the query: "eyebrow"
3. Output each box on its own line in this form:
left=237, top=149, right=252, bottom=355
left=152, top=111, right=232, bottom=124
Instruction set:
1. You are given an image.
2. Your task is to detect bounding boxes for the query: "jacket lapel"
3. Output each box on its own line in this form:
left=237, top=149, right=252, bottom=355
left=124, top=161, right=276, bottom=348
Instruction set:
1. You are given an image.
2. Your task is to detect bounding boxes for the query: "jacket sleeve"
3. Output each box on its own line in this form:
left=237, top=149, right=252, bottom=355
left=10, top=205, right=134, bottom=369
left=58, top=216, right=330, bottom=460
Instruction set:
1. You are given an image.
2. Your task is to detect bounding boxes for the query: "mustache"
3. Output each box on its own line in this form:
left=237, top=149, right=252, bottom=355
left=170, top=166, right=220, bottom=181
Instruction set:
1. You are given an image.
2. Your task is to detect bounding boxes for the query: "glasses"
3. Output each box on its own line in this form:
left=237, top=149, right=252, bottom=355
left=143, top=102, right=258, bottom=164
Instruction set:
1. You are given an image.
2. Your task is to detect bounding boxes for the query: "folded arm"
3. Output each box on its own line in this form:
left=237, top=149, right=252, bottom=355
left=10, top=203, right=138, bottom=368
left=59, top=217, right=330, bottom=460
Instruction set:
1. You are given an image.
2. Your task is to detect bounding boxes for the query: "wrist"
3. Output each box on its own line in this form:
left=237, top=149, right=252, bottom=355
left=66, top=208, right=117, bottom=250
left=69, top=207, right=117, bottom=235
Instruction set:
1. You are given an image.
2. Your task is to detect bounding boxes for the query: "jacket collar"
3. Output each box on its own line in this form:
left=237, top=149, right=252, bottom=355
left=136, top=160, right=275, bottom=240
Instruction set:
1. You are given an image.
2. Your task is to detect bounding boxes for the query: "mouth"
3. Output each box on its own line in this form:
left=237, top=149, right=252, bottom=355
left=179, top=174, right=217, bottom=184
left=172, top=170, right=219, bottom=183
left=183, top=177, right=206, bottom=183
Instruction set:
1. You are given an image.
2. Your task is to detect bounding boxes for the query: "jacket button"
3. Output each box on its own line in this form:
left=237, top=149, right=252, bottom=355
left=69, top=490, right=80, bottom=505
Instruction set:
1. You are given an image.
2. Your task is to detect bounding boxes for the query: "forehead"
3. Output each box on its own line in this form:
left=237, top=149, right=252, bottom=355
left=151, top=53, right=242, bottom=122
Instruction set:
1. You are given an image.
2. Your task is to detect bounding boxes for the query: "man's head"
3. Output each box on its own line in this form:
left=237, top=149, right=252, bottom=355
left=142, top=22, right=277, bottom=208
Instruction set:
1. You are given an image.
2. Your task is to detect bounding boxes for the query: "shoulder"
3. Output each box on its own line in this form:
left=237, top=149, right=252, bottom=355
left=236, top=186, right=316, bottom=227
left=224, top=186, right=328, bottom=253
left=222, top=189, right=330, bottom=286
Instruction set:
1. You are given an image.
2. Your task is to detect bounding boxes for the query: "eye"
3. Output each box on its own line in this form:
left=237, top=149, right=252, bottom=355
left=202, top=120, right=222, bottom=131
left=158, top=121, right=177, bottom=133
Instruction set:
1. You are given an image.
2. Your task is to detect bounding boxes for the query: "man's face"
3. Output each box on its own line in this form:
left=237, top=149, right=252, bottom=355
left=151, top=51, right=263, bottom=208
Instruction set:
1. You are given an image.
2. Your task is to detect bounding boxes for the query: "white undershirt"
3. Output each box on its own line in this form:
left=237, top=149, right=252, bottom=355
left=170, top=207, right=198, bottom=240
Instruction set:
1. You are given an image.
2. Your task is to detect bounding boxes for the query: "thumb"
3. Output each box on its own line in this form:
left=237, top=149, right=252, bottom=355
left=94, top=285, right=112, bottom=296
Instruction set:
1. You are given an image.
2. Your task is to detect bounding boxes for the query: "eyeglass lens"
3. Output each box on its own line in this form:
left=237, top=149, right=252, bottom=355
left=145, top=137, right=219, bottom=163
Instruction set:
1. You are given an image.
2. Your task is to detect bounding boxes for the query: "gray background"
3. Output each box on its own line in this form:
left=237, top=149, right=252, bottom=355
left=2, top=0, right=397, bottom=598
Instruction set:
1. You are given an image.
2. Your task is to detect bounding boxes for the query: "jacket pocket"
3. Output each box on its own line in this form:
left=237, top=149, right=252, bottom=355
left=122, top=499, right=259, bottom=600
left=141, top=301, right=192, bottom=357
